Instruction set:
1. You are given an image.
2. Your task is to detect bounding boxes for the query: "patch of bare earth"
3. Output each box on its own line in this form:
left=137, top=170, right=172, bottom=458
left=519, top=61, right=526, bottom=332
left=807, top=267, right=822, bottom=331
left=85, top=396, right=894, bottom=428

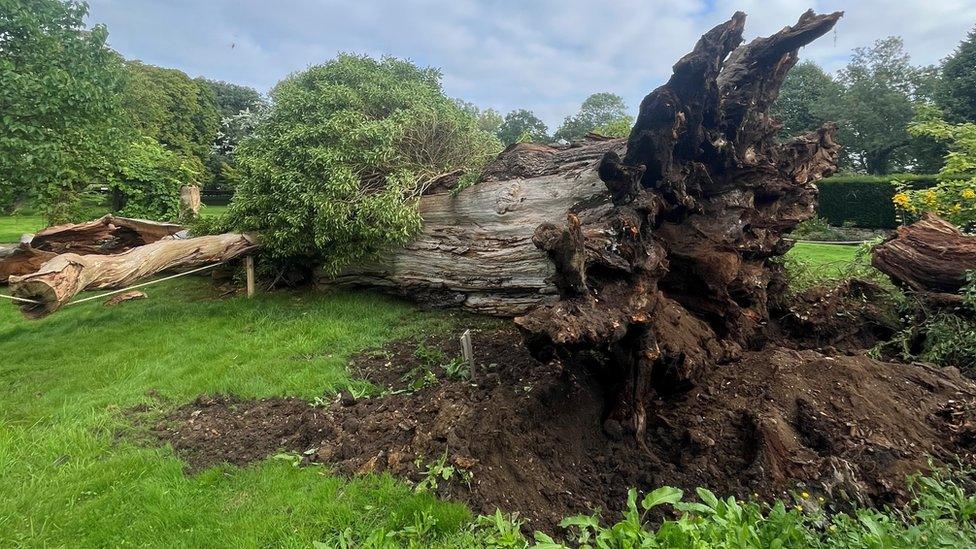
left=148, top=324, right=976, bottom=532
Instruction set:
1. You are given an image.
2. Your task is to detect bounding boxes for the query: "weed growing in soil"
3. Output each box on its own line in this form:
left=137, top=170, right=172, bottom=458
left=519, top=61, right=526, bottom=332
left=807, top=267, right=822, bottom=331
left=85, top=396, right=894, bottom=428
left=317, top=469, right=976, bottom=548
left=873, top=270, right=976, bottom=374
left=415, top=453, right=472, bottom=493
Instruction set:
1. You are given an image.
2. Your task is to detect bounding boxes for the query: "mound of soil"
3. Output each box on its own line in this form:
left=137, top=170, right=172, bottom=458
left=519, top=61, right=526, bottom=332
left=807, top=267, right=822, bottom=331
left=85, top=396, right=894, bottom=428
left=148, top=325, right=976, bottom=531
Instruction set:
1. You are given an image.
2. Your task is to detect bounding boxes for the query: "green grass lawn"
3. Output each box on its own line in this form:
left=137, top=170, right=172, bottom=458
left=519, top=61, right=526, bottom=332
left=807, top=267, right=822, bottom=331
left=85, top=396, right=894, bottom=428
left=787, top=242, right=859, bottom=277
left=0, top=205, right=228, bottom=244
left=0, top=236, right=869, bottom=546
left=0, top=215, right=45, bottom=243
left=0, top=281, right=471, bottom=547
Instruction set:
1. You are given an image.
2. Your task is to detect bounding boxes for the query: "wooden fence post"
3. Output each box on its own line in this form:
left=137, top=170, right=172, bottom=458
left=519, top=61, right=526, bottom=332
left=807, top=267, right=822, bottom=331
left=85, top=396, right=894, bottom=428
left=244, top=256, right=255, bottom=298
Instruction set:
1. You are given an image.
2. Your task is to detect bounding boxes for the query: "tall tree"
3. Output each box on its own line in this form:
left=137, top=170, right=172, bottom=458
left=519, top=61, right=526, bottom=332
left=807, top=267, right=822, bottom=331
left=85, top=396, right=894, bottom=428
left=0, top=0, right=127, bottom=220
left=454, top=100, right=504, bottom=136
left=497, top=109, right=549, bottom=145
left=772, top=61, right=842, bottom=137
left=937, top=25, right=976, bottom=124
left=199, top=79, right=267, bottom=119
left=827, top=37, right=936, bottom=174
left=553, top=92, right=632, bottom=142
left=122, top=61, right=221, bottom=184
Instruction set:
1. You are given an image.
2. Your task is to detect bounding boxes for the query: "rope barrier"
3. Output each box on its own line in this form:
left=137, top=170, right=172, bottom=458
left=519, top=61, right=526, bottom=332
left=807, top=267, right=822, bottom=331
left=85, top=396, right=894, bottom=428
left=63, top=261, right=227, bottom=307
left=0, top=261, right=226, bottom=309
left=0, top=293, right=41, bottom=305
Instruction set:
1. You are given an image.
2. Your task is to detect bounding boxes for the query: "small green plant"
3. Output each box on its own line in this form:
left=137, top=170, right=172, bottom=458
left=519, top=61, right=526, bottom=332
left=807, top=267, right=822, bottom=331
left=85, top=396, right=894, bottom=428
left=414, top=453, right=472, bottom=493
left=443, top=357, right=471, bottom=380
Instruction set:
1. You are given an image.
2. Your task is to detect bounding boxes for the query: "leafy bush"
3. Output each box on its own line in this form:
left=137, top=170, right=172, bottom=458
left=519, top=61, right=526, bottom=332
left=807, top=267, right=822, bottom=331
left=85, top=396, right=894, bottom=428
left=228, top=54, right=501, bottom=275
left=110, top=137, right=192, bottom=220
left=892, top=107, right=976, bottom=229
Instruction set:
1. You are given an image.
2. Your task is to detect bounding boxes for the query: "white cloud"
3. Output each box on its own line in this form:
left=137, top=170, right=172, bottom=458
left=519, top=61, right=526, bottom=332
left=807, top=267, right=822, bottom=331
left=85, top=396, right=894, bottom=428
left=87, top=0, right=976, bottom=129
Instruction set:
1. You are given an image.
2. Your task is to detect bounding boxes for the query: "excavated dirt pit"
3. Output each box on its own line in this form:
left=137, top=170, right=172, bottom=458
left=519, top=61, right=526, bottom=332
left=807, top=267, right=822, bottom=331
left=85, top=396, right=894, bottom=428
left=145, top=321, right=976, bottom=531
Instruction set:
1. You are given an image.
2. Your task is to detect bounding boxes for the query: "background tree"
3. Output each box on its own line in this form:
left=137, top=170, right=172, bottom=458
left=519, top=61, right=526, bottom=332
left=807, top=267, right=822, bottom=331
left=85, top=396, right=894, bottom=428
left=198, top=80, right=267, bottom=190
left=227, top=54, right=501, bottom=276
left=772, top=61, right=842, bottom=137
left=497, top=109, right=549, bottom=145
left=937, top=25, right=976, bottom=124
left=0, top=0, right=127, bottom=221
left=455, top=100, right=504, bottom=136
left=121, top=61, right=220, bottom=185
left=553, top=92, right=633, bottom=142
left=828, top=37, right=937, bottom=174
left=199, top=79, right=267, bottom=119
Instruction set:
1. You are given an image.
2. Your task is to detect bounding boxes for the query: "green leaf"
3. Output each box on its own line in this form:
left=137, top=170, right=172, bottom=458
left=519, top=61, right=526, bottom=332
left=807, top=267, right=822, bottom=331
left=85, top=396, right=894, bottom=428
left=641, top=486, right=683, bottom=510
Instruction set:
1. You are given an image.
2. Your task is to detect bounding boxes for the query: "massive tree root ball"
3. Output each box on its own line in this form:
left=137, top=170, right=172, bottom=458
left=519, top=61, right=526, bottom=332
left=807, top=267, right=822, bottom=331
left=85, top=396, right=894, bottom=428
left=515, top=11, right=843, bottom=440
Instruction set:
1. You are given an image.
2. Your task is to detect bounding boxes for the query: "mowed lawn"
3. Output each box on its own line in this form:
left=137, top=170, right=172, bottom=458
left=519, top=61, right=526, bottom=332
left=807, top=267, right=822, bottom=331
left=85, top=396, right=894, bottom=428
left=0, top=231, right=863, bottom=547
left=0, top=281, right=469, bottom=547
left=788, top=241, right=860, bottom=277
left=0, top=215, right=45, bottom=243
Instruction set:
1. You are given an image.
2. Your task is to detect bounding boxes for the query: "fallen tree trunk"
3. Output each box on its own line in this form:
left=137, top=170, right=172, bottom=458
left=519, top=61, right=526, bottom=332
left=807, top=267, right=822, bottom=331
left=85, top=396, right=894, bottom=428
left=872, top=213, right=976, bottom=295
left=9, top=233, right=257, bottom=319
left=0, top=215, right=184, bottom=283
left=328, top=10, right=843, bottom=439
left=321, top=139, right=622, bottom=315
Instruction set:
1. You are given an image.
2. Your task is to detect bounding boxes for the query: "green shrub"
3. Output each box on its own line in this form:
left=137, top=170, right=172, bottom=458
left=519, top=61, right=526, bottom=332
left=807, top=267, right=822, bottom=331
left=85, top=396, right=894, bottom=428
left=227, top=55, right=501, bottom=275
left=816, top=174, right=940, bottom=229
left=109, top=136, right=191, bottom=221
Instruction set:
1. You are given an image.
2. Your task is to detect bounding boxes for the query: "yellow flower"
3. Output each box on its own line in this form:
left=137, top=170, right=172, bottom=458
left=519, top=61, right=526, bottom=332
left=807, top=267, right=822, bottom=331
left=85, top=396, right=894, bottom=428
left=962, top=188, right=976, bottom=200
left=893, top=192, right=910, bottom=207
left=801, top=491, right=810, bottom=499
left=922, top=189, right=938, bottom=206
left=952, top=203, right=962, bottom=213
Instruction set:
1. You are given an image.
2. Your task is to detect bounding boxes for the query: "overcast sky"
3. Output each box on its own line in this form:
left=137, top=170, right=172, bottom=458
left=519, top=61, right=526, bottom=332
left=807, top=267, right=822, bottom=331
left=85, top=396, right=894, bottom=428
left=86, top=0, right=976, bottom=128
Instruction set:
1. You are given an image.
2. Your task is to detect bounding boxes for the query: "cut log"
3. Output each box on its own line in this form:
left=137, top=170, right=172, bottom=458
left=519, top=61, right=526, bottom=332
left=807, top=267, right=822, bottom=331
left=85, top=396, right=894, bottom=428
left=0, top=215, right=185, bottom=283
left=872, top=213, right=976, bottom=295
left=9, top=233, right=258, bottom=319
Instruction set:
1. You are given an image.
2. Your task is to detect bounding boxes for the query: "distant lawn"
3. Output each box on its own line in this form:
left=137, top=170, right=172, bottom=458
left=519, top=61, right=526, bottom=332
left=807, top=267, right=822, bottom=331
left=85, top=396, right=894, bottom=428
left=0, top=215, right=45, bottom=243
left=0, top=204, right=228, bottom=244
left=787, top=241, right=860, bottom=277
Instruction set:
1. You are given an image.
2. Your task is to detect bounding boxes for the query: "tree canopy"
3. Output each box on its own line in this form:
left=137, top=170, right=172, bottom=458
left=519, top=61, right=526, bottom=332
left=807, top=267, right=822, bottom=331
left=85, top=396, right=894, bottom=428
left=774, top=37, right=940, bottom=175
left=122, top=61, right=221, bottom=184
left=937, top=25, right=976, bottom=124
left=200, top=79, right=267, bottom=119
left=497, top=109, right=549, bottom=146
left=0, top=0, right=127, bottom=218
left=553, top=92, right=632, bottom=142
left=227, top=54, right=501, bottom=275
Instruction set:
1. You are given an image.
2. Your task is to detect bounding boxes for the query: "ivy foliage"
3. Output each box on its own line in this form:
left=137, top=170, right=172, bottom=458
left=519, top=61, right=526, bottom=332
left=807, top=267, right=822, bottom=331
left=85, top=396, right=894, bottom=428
left=227, top=54, right=501, bottom=275
left=0, top=0, right=127, bottom=220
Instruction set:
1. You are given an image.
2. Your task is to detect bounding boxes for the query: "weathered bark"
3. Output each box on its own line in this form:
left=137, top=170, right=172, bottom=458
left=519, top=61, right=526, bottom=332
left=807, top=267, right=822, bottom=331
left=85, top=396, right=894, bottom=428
left=872, top=213, right=976, bottom=295
left=180, top=186, right=202, bottom=220
left=9, top=233, right=257, bottom=319
left=321, top=139, right=621, bottom=315
left=512, top=10, right=842, bottom=439
left=0, top=215, right=184, bottom=283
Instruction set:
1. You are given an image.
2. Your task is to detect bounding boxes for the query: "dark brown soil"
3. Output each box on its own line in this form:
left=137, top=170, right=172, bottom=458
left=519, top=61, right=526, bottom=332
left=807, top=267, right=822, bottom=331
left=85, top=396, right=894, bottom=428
left=148, top=325, right=976, bottom=531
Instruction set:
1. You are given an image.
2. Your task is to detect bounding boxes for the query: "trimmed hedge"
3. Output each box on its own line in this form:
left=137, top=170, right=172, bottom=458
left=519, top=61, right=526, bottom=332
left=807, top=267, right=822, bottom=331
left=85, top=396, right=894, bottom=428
left=815, top=173, right=940, bottom=229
